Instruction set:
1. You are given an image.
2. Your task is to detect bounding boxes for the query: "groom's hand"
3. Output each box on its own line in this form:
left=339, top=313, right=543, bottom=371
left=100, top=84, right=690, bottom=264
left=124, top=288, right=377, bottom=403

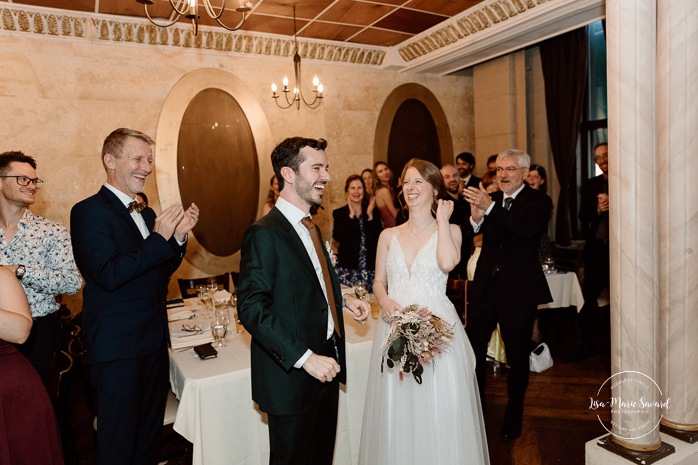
left=343, top=294, right=370, bottom=323
left=302, top=353, right=341, bottom=383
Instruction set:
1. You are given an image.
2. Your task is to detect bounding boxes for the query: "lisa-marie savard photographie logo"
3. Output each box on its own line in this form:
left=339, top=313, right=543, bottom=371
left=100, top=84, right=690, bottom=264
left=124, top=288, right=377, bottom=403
left=588, top=371, right=671, bottom=440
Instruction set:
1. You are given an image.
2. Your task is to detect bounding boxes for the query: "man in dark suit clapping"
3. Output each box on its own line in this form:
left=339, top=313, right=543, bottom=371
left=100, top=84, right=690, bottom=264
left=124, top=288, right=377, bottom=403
left=71, top=128, right=199, bottom=465
left=238, top=137, right=369, bottom=465
left=463, top=149, right=552, bottom=441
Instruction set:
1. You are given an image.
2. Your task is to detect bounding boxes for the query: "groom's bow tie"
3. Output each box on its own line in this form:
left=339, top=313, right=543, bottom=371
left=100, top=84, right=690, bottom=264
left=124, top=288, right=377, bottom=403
left=127, top=201, right=147, bottom=213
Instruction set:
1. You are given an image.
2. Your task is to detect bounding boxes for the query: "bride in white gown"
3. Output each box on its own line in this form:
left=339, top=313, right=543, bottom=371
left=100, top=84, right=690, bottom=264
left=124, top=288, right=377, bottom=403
left=359, top=159, right=489, bottom=465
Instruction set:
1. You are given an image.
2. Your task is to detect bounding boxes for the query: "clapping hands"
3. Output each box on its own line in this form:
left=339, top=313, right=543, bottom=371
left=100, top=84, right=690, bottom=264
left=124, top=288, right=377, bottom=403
left=153, top=203, right=199, bottom=242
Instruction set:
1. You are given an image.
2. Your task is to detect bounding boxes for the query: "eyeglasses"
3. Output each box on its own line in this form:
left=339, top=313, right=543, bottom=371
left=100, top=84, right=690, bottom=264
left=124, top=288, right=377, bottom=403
left=0, top=175, right=44, bottom=188
left=593, top=156, right=608, bottom=162
left=495, top=167, right=523, bottom=174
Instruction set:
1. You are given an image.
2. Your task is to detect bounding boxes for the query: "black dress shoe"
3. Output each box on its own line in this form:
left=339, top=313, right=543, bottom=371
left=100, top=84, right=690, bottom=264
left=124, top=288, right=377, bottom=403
left=500, top=422, right=522, bottom=441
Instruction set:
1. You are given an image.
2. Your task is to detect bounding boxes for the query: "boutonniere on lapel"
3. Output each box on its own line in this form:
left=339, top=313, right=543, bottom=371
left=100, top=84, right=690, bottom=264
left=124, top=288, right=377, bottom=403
left=325, top=240, right=338, bottom=267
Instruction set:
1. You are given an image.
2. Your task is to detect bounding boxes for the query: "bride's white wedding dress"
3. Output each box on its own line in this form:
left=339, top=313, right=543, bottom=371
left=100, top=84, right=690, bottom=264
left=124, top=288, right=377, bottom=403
left=359, top=231, right=489, bottom=465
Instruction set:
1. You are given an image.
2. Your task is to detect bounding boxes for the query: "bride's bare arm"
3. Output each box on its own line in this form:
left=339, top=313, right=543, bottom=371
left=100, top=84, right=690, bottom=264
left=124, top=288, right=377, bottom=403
left=435, top=199, right=462, bottom=273
left=372, top=229, right=401, bottom=322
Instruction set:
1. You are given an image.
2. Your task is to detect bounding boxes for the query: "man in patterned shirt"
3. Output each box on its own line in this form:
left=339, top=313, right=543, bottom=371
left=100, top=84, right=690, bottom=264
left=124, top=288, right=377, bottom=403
left=0, top=151, right=83, bottom=381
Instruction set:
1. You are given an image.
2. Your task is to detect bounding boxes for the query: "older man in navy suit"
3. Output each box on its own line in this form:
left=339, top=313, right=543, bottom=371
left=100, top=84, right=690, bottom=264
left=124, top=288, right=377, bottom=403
left=463, top=149, right=552, bottom=441
left=71, top=128, right=199, bottom=465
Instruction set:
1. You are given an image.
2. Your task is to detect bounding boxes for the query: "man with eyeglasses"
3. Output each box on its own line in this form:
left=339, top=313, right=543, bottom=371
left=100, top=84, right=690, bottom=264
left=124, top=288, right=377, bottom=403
left=0, top=151, right=83, bottom=382
left=463, top=149, right=553, bottom=441
left=571, top=142, right=610, bottom=362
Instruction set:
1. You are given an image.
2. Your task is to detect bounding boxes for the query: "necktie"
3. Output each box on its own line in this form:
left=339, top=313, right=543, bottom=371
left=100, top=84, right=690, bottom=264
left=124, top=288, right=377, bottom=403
left=127, top=201, right=147, bottom=213
left=301, top=216, right=341, bottom=338
left=504, top=197, right=514, bottom=211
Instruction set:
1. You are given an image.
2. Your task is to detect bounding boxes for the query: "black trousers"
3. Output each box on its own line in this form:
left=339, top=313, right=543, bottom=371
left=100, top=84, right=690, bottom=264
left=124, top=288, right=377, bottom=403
left=267, top=336, right=340, bottom=465
left=466, top=276, right=536, bottom=425
left=18, top=311, right=61, bottom=384
left=578, top=239, right=610, bottom=352
left=90, top=346, right=169, bottom=465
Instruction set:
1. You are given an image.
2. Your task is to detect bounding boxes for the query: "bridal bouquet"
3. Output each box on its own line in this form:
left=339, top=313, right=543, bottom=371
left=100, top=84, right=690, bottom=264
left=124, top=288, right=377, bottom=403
left=381, top=304, right=455, bottom=384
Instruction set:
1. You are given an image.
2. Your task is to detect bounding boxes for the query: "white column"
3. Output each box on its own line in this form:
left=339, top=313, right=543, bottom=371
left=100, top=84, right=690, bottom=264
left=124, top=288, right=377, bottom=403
left=657, top=0, right=698, bottom=432
left=606, top=0, right=662, bottom=451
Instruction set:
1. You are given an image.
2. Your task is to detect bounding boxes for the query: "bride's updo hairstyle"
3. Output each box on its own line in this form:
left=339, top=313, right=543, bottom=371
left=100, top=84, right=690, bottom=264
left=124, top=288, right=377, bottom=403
left=398, top=158, right=449, bottom=218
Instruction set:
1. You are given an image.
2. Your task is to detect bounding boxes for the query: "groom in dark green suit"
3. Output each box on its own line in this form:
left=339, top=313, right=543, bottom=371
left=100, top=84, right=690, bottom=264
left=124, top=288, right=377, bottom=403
left=238, top=137, right=370, bottom=465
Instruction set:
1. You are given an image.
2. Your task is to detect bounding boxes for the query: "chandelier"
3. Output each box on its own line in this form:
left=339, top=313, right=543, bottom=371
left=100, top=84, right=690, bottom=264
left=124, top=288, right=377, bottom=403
left=137, top=0, right=253, bottom=36
left=271, top=6, right=323, bottom=110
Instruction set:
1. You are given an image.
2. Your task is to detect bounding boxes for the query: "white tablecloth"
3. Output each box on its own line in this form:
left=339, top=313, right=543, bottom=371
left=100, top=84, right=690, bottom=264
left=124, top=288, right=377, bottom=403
left=168, top=303, right=377, bottom=465
left=538, top=271, right=585, bottom=311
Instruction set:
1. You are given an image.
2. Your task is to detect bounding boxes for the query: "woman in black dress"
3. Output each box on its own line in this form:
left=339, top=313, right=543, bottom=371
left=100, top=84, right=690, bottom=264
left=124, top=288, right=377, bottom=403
left=332, top=175, right=382, bottom=292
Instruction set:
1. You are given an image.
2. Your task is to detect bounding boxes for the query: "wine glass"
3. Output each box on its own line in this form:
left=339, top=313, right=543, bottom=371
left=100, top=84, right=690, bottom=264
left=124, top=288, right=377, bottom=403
left=354, top=279, right=367, bottom=300
left=542, top=257, right=555, bottom=274
left=210, top=310, right=228, bottom=349
left=199, top=288, right=214, bottom=318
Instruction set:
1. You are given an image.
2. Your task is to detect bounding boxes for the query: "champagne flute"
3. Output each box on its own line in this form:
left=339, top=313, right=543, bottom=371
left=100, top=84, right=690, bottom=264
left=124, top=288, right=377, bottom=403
left=229, top=292, right=245, bottom=334
left=354, top=279, right=367, bottom=300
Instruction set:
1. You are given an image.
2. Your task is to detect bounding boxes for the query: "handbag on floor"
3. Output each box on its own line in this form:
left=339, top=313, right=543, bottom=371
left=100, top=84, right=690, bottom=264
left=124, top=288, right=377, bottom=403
left=529, top=342, right=553, bottom=373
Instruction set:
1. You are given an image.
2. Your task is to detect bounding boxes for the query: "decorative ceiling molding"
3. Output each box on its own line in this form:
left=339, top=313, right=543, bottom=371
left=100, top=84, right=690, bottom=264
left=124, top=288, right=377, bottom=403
left=1, top=1, right=605, bottom=74
left=0, top=4, right=386, bottom=67
left=393, top=0, right=605, bottom=75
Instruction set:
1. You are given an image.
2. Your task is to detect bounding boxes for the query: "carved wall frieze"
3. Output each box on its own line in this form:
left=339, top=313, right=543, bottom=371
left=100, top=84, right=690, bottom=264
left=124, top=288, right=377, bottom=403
left=398, top=0, right=549, bottom=62
left=0, top=5, right=385, bottom=67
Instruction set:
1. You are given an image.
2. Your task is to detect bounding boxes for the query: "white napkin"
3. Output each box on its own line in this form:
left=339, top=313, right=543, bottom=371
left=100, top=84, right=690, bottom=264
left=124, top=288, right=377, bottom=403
left=213, top=289, right=232, bottom=304
left=170, top=323, right=213, bottom=350
left=167, top=307, right=195, bottom=322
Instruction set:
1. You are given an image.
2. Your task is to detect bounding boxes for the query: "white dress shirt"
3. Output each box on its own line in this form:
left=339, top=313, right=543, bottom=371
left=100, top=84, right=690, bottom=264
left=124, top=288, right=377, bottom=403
left=274, top=197, right=334, bottom=367
left=104, top=184, right=150, bottom=239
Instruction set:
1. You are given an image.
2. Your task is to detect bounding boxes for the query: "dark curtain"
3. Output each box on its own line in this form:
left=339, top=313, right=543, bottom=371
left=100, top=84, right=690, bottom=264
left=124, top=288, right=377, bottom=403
left=540, top=28, right=587, bottom=245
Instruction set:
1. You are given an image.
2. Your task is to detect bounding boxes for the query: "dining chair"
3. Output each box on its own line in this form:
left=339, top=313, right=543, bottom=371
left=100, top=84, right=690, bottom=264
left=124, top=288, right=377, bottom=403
left=177, top=272, right=230, bottom=298
left=446, top=278, right=470, bottom=325
left=48, top=348, right=76, bottom=463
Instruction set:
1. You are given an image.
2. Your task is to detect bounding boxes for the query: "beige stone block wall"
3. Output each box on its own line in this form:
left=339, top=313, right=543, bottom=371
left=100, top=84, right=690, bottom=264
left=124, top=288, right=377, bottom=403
left=473, top=52, right=527, bottom=174
left=0, top=28, right=473, bottom=303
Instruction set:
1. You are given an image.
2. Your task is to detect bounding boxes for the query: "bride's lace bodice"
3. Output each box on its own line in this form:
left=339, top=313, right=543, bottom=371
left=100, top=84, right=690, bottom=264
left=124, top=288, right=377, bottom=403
left=385, top=230, right=458, bottom=324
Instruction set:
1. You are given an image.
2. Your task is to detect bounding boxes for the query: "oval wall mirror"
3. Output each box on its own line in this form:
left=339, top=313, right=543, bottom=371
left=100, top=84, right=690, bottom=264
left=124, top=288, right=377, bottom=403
left=155, top=68, right=273, bottom=274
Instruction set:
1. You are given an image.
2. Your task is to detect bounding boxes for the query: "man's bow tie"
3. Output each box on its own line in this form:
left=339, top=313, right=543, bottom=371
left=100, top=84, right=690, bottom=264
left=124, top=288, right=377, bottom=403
left=127, top=201, right=147, bottom=213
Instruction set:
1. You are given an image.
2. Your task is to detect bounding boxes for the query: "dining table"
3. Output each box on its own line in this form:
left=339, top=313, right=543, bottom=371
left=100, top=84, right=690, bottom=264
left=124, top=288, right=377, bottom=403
left=538, top=270, right=584, bottom=311
left=167, top=299, right=378, bottom=465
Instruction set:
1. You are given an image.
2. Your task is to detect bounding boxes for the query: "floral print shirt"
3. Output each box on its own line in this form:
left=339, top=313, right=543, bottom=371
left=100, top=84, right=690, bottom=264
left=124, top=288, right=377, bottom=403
left=0, top=209, right=82, bottom=317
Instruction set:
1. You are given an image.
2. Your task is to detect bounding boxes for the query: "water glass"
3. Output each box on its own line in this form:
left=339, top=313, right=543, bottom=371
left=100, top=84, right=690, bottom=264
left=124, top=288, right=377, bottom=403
left=211, top=310, right=228, bottom=349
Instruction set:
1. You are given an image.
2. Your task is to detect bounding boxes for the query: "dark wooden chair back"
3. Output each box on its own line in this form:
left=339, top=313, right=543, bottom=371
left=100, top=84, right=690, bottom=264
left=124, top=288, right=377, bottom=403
left=177, top=272, right=230, bottom=298
left=446, top=278, right=470, bottom=325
